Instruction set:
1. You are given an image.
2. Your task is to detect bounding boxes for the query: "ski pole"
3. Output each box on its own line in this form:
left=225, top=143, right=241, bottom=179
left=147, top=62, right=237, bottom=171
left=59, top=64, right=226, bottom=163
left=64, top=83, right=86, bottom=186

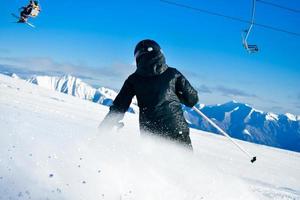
left=192, top=106, right=257, bottom=163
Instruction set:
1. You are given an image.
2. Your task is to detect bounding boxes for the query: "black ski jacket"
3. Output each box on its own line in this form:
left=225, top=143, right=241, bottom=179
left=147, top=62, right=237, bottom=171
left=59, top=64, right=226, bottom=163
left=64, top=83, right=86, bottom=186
left=102, top=50, right=198, bottom=145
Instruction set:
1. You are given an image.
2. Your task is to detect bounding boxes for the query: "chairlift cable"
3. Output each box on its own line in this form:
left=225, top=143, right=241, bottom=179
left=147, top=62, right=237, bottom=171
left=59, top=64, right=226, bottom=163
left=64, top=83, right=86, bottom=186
left=256, top=0, right=300, bottom=14
left=160, top=0, right=300, bottom=37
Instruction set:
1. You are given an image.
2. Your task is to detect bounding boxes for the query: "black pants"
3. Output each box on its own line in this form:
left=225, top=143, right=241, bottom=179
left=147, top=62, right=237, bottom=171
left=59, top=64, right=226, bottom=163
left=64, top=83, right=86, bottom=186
left=20, top=7, right=32, bottom=18
left=172, top=132, right=193, bottom=150
left=141, top=128, right=193, bottom=150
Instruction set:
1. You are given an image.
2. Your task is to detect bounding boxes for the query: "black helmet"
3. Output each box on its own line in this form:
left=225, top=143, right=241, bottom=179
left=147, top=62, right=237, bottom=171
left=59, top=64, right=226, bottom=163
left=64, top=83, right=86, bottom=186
left=34, top=0, right=39, bottom=5
left=134, top=39, right=162, bottom=60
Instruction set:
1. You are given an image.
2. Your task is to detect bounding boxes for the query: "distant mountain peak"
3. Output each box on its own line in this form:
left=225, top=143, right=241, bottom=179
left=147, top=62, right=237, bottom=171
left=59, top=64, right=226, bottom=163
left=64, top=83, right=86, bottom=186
left=285, top=113, right=297, bottom=121
left=11, top=73, right=20, bottom=79
left=228, top=100, right=238, bottom=104
left=252, top=108, right=264, bottom=114
left=266, top=112, right=279, bottom=121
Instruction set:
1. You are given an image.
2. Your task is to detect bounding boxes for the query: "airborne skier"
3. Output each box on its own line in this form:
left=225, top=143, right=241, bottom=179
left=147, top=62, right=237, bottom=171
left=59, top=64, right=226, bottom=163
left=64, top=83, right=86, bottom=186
left=12, top=0, right=41, bottom=27
left=100, top=39, right=198, bottom=148
left=19, top=0, right=40, bottom=22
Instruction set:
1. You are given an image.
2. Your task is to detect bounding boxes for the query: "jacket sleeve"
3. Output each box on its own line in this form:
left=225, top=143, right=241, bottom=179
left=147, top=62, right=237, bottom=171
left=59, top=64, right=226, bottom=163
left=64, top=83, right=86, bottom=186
left=175, top=71, right=199, bottom=107
left=99, top=77, right=135, bottom=128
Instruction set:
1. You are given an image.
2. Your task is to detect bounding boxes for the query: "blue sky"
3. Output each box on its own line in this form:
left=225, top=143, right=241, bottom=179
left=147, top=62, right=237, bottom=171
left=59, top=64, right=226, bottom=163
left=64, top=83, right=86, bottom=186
left=1, top=0, right=300, bottom=114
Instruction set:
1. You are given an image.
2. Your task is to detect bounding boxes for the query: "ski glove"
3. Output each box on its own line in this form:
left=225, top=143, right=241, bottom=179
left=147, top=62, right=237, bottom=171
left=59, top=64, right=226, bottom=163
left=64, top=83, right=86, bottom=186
left=98, top=109, right=125, bottom=132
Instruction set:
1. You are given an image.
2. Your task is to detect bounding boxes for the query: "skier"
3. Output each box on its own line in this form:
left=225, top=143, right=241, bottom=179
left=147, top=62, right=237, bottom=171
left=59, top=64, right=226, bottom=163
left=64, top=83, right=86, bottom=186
left=18, top=0, right=40, bottom=23
left=99, top=39, right=198, bottom=148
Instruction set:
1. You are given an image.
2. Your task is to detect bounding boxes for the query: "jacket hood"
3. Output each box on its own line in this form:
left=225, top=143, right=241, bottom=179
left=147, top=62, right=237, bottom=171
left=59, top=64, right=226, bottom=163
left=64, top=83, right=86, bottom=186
left=135, top=51, right=168, bottom=77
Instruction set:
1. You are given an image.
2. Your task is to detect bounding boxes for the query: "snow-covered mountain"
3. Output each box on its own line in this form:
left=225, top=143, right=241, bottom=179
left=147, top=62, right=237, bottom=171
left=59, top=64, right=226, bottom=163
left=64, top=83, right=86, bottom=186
left=8, top=73, right=300, bottom=153
left=27, top=75, right=116, bottom=104
left=184, top=101, right=300, bottom=152
left=1, top=73, right=300, bottom=200
left=27, top=75, right=138, bottom=113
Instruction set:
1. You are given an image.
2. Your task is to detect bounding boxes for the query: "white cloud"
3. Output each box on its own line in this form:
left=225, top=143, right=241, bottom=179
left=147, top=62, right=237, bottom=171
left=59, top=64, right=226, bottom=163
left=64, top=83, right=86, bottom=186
left=0, top=56, right=135, bottom=89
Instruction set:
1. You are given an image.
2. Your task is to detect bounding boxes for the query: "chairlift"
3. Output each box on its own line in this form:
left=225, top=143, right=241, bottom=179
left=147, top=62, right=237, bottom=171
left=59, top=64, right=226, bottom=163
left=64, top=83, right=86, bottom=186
left=242, top=29, right=258, bottom=53
left=242, top=0, right=259, bottom=53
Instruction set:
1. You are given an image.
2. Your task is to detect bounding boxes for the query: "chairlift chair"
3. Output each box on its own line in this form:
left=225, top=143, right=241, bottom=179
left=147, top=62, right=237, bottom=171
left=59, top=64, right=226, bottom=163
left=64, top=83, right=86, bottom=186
left=242, top=29, right=259, bottom=53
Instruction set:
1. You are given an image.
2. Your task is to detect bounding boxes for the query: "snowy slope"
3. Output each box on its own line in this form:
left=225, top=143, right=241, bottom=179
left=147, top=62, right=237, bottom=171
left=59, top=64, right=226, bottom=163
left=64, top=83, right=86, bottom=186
left=1, top=74, right=300, bottom=200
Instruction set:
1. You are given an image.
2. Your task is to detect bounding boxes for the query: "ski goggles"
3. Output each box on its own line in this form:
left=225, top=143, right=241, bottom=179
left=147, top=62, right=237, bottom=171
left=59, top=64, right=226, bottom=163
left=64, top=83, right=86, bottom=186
left=134, top=47, right=163, bottom=59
